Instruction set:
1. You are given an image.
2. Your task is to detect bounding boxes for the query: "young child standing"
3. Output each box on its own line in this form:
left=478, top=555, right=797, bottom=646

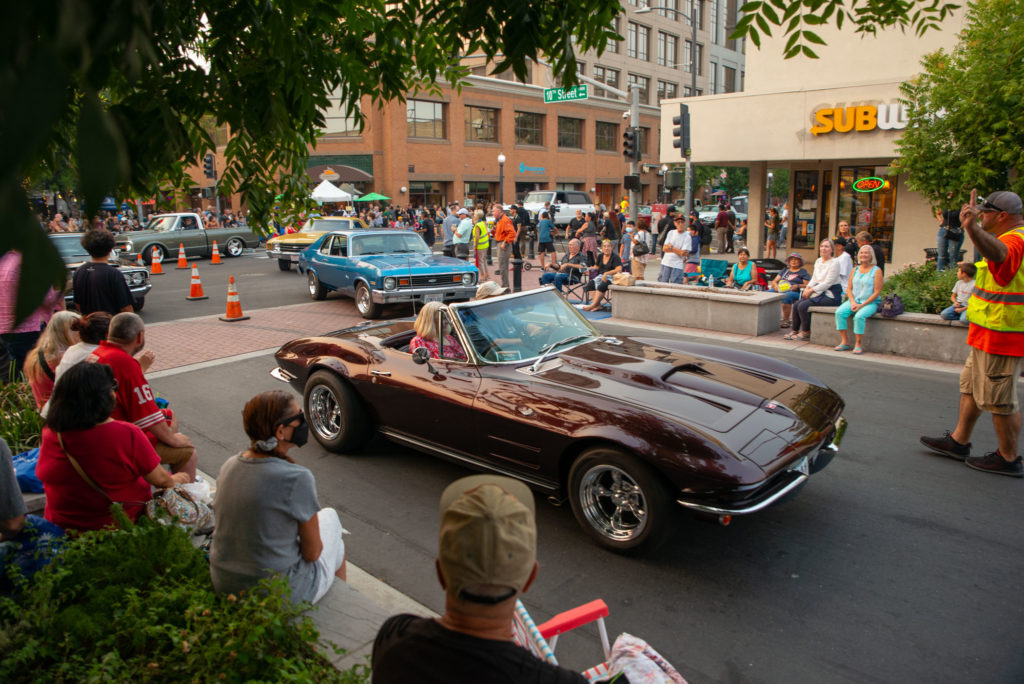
left=941, top=262, right=976, bottom=322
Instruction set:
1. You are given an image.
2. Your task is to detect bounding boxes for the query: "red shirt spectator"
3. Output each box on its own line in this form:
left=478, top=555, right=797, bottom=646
left=90, top=341, right=165, bottom=432
left=37, top=421, right=160, bottom=530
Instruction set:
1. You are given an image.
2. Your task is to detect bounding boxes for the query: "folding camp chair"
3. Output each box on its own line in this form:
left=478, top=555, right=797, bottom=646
left=562, top=268, right=593, bottom=305
left=512, top=598, right=612, bottom=681
left=697, top=258, right=729, bottom=287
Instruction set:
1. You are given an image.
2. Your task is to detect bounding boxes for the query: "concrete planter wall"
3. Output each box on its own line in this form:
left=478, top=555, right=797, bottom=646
left=610, top=281, right=785, bottom=336
left=809, top=307, right=969, bottom=364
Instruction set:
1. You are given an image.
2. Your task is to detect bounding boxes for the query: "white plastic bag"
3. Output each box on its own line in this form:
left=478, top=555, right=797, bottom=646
left=180, top=474, right=213, bottom=505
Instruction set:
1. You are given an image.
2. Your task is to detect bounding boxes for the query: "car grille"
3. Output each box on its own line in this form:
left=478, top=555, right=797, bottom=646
left=400, top=274, right=463, bottom=288
left=278, top=244, right=305, bottom=253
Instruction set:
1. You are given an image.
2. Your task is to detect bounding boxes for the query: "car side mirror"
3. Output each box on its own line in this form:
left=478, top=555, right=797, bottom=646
left=412, top=346, right=438, bottom=375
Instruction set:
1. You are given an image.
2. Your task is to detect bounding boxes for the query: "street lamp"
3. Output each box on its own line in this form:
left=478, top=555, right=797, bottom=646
left=661, top=164, right=669, bottom=202
left=767, top=171, right=774, bottom=209
left=497, top=153, right=506, bottom=206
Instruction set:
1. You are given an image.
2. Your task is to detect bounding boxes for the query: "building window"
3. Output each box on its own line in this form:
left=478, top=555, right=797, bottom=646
left=592, top=65, right=620, bottom=98
left=627, top=22, right=650, bottom=61
left=687, top=43, right=704, bottom=75
left=709, top=62, right=718, bottom=94
left=627, top=74, right=650, bottom=105
left=710, top=0, right=720, bottom=45
left=683, top=41, right=692, bottom=73
left=657, top=80, right=678, bottom=102
left=407, top=99, right=445, bottom=139
left=320, top=95, right=361, bottom=141
left=514, top=111, right=543, bottom=146
left=724, top=66, right=737, bottom=93
left=626, top=0, right=650, bottom=6
left=657, top=32, right=678, bottom=68
left=557, top=117, right=583, bottom=149
left=658, top=0, right=679, bottom=20
left=595, top=121, right=618, bottom=152
left=609, top=17, right=620, bottom=53
left=837, top=166, right=897, bottom=262
left=639, top=126, right=651, bottom=157
left=465, top=106, right=498, bottom=143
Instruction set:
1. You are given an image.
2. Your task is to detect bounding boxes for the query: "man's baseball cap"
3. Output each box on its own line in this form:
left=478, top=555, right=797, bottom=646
left=474, top=281, right=509, bottom=299
left=979, top=191, right=1023, bottom=215
left=457, top=208, right=469, bottom=215
left=437, top=475, right=536, bottom=602
left=673, top=215, right=686, bottom=222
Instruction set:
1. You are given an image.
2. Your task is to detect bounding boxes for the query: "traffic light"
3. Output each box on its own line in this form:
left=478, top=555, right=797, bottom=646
left=672, top=103, right=690, bottom=156
left=203, top=153, right=215, bottom=179
left=622, top=127, right=640, bottom=161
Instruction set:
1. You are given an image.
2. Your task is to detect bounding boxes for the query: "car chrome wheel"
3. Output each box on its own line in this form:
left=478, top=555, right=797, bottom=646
left=225, top=237, right=245, bottom=257
left=577, top=465, right=648, bottom=542
left=357, top=287, right=372, bottom=313
left=308, top=385, right=342, bottom=441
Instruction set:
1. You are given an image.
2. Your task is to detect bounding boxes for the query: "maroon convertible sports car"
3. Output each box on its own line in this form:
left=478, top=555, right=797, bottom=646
left=272, top=287, right=846, bottom=552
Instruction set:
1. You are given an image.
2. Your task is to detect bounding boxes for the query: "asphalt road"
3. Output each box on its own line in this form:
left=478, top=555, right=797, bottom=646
left=152, top=323, right=1024, bottom=683
left=136, top=250, right=313, bottom=323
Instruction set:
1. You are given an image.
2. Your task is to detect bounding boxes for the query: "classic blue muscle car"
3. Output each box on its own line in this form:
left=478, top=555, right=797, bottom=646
left=297, top=229, right=478, bottom=318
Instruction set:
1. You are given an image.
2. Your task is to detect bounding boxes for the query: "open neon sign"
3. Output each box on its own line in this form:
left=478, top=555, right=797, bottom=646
left=853, top=177, right=885, bottom=193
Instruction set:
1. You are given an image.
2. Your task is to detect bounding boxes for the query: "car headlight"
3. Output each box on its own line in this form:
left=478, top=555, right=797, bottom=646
left=122, top=241, right=133, bottom=253
left=461, top=272, right=475, bottom=285
left=383, top=277, right=396, bottom=290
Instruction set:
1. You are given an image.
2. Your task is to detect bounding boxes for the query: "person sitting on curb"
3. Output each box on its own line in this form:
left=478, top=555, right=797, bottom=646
left=89, top=312, right=196, bottom=481
left=725, top=248, right=756, bottom=290
left=772, top=253, right=810, bottom=328
left=921, top=189, right=1024, bottom=477
left=539, top=239, right=587, bottom=292
left=211, top=390, right=347, bottom=604
left=371, top=474, right=588, bottom=683
left=833, top=245, right=883, bottom=354
left=940, top=262, right=976, bottom=322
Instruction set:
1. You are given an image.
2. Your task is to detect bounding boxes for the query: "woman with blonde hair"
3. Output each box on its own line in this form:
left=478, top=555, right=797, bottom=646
left=23, top=310, right=80, bottom=409
left=409, top=301, right=466, bottom=360
left=472, top=208, right=490, bottom=281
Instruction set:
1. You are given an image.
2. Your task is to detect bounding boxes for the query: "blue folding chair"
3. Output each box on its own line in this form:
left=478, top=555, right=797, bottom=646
left=697, top=258, right=729, bottom=286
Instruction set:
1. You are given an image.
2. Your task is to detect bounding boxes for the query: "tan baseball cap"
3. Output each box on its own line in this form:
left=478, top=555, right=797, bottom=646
left=437, top=475, right=537, bottom=601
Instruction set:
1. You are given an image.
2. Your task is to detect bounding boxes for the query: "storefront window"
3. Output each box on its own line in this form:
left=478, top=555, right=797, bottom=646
left=837, top=166, right=897, bottom=262
left=791, top=170, right=819, bottom=250
left=408, top=181, right=445, bottom=209
left=463, top=182, right=494, bottom=209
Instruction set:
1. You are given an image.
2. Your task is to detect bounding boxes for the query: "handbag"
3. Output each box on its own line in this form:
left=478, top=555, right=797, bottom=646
left=878, top=293, right=905, bottom=318
left=631, top=238, right=649, bottom=257
left=57, top=433, right=213, bottom=534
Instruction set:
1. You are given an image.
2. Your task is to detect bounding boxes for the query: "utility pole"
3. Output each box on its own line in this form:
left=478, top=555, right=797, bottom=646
left=629, top=84, right=639, bottom=225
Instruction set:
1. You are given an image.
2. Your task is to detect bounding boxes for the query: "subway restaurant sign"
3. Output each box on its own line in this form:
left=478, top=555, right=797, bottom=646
left=810, top=102, right=909, bottom=136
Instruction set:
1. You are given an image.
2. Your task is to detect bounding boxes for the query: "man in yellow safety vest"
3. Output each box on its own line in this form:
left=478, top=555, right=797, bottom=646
left=921, top=190, right=1024, bottom=477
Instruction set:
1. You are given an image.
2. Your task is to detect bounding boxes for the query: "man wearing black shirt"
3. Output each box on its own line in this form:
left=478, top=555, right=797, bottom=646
left=72, top=229, right=134, bottom=315
left=372, top=475, right=587, bottom=684
left=418, top=211, right=436, bottom=249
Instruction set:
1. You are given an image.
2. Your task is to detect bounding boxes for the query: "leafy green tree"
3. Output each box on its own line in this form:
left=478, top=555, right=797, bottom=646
left=695, top=166, right=750, bottom=201
left=767, top=168, right=790, bottom=206
left=892, top=0, right=1024, bottom=209
left=734, top=0, right=961, bottom=59
left=2, top=0, right=620, bottom=324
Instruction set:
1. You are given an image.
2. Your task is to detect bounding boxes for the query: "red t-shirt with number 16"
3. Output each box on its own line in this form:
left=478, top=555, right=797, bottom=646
left=90, top=341, right=165, bottom=431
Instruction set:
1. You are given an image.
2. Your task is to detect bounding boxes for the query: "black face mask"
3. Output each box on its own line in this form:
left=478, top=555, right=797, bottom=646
left=289, top=415, right=309, bottom=448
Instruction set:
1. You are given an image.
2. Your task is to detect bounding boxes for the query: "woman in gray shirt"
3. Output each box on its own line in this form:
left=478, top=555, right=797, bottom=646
left=211, top=391, right=346, bottom=604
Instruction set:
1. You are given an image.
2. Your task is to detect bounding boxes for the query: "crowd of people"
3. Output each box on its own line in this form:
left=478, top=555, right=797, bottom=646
left=38, top=207, right=247, bottom=235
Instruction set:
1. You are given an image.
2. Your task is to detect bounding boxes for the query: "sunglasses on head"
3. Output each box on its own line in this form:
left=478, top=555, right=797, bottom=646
left=978, top=199, right=1007, bottom=213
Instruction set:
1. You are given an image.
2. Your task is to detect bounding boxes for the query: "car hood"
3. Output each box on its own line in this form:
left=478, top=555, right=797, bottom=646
left=532, top=336, right=840, bottom=448
left=355, top=253, right=475, bottom=271
left=268, top=232, right=323, bottom=246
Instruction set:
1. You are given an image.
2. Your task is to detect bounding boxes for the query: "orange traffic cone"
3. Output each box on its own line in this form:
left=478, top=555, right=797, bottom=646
left=150, top=249, right=163, bottom=275
left=186, top=264, right=208, bottom=301
left=210, top=241, right=222, bottom=264
left=219, top=276, right=250, bottom=322
left=176, top=243, right=188, bottom=269
left=136, top=253, right=144, bottom=267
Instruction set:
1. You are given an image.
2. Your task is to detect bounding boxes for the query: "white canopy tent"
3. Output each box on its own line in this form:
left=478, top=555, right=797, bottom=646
left=310, top=179, right=356, bottom=203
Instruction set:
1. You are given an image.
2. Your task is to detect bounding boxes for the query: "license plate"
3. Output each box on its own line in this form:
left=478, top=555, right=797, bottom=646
left=289, top=254, right=300, bottom=262
left=423, top=293, right=443, bottom=303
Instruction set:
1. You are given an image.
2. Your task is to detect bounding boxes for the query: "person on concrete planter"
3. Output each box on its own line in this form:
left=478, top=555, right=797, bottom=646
left=834, top=245, right=884, bottom=354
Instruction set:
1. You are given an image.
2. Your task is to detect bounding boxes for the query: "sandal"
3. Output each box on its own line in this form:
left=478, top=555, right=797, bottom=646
left=782, top=332, right=799, bottom=340
left=833, top=344, right=853, bottom=352
left=797, top=332, right=811, bottom=341
left=780, top=320, right=791, bottom=328
left=852, top=346, right=864, bottom=355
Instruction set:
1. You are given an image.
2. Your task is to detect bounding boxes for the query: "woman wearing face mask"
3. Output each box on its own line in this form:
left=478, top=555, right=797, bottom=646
left=210, top=391, right=347, bottom=604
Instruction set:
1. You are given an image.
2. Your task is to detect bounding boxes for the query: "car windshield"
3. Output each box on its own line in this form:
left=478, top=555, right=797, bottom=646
left=351, top=232, right=430, bottom=256
left=143, top=215, right=178, bottom=232
left=523, top=192, right=555, bottom=205
left=305, top=218, right=352, bottom=232
left=49, top=234, right=89, bottom=258
left=454, top=289, right=598, bottom=363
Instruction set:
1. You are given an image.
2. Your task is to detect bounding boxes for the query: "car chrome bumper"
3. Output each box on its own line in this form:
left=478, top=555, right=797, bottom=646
left=267, top=248, right=303, bottom=260
left=373, top=285, right=477, bottom=304
left=270, top=366, right=296, bottom=382
left=677, top=416, right=847, bottom=516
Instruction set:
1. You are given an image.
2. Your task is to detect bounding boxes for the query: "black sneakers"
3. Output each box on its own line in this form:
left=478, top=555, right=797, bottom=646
left=965, top=451, right=1024, bottom=478
left=920, top=431, right=971, bottom=461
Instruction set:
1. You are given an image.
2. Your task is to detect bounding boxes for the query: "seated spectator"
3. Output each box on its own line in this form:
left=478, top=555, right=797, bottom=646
left=772, top=253, right=811, bottom=327
left=36, top=363, right=189, bottom=531
left=409, top=301, right=466, bottom=361
left=583, top=239, right=622, bottom=311
left=90, top=312, right=196, bottom=481
left=834, top=245, right=884, bottom=354
left=371, top=475, right=587, bottom=683
left=725, top=248, right=756, bottom=290
left=785, top=239, right=842, bottom=341
left=941, top=262, right=976, bottom=322
left=42, top=312, right=117, bottom=418
left=835, top=243, right=853, bottom=295
left=23, top=311, right=80, bottom=409
left=539, top=239, right=587, bottom=292
left=210, top=390, right=346, bottom=604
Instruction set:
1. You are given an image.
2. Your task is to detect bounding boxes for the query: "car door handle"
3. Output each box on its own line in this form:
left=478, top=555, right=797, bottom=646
left=370, top=370, right=391, bottom=377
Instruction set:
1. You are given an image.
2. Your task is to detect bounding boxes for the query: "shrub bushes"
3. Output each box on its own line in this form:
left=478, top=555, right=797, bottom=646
left=0, top=509, right=370, bottom=683
left=881, top=262, right=959, bottom=314
left=0, top=378, right=43, bottom=455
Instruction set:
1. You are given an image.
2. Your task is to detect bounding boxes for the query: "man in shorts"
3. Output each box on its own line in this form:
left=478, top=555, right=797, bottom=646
left=921, top=190, right=1024, bottom=477
left=535, top=211, right=556, bottom=270
left=658, top=215, right=690, bottom=284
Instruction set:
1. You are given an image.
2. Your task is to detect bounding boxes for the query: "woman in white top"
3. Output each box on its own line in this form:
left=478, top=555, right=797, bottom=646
left=834, top=246, right=853, bottom=294
left=785, top=239, right=843, bottom=340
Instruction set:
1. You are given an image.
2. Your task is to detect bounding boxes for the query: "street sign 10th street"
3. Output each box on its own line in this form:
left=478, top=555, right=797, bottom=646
left=544, top=85, right=588, bottom=103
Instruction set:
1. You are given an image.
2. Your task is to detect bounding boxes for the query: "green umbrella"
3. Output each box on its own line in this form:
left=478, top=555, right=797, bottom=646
left=354, top=192, right=390, bottom=202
